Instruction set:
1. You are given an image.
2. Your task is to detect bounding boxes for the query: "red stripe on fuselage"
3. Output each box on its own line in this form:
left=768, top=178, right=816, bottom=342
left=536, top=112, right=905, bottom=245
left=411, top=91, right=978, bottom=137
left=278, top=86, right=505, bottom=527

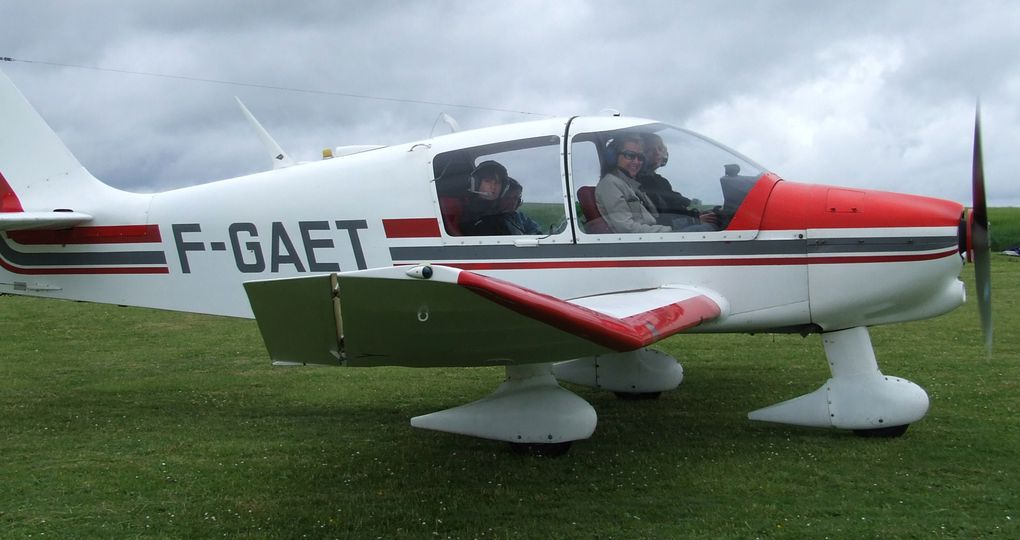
left=383, top=218, right=441, bottom=238
left=0, top=257, right=169, bottom=275
left=8, top=224, right=162, bottom=245
left=0, top=172, right=25, bottom=212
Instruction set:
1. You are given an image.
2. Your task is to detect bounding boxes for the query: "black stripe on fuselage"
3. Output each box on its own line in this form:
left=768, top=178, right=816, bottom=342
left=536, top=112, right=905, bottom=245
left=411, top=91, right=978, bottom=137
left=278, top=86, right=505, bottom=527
left=0, top=236, right=168, bottom=267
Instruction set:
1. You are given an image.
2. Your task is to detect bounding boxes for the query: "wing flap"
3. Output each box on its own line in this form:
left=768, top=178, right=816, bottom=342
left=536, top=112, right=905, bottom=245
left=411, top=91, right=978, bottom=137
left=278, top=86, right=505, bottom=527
left=243, top=274, right=343, bottom=366
left=243, top=265, right=725, bottom=368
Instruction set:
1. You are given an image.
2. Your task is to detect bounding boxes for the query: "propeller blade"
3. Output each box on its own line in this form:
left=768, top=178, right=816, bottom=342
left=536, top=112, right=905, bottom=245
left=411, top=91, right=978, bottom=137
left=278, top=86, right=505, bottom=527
left=971, top=105, right=992, bottom=353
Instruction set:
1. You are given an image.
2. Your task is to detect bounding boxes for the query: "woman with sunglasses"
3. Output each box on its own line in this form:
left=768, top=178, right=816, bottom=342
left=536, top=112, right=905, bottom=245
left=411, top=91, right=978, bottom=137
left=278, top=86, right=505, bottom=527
left=594, top=134, right=672, bottom=233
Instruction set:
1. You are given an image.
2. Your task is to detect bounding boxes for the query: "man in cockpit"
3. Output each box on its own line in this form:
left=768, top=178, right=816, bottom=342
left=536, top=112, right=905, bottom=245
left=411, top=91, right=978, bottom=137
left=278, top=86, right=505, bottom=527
left=637, top=133, right=719, bottom=231
left=461, top=161, right=542, bottom=235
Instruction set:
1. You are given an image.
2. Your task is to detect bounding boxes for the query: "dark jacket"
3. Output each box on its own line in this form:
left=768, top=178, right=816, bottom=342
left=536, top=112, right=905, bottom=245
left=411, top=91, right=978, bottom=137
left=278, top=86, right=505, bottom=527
left=462, top=211, right=542, bottom=236
left=636, top=171, right=698, bottom=226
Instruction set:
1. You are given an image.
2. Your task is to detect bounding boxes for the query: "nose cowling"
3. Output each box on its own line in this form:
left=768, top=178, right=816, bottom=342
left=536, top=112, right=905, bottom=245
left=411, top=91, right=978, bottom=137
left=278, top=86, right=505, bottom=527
left=761, top=181, right=967, bottom=330
left=758, top=181, right=964, bottom=232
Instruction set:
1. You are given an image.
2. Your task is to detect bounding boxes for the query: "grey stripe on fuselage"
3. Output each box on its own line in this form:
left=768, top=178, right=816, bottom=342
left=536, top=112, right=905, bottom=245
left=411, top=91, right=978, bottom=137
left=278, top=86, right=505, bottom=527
left=0, top=237, right=168, bottom=267
left=806, top=236, right=957, bottom=254
left=389, top=236, right=958, bottom=262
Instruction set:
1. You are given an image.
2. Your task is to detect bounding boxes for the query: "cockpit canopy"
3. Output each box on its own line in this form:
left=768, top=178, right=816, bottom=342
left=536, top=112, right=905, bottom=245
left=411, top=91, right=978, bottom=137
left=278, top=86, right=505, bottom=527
left=569, top=123, right=765, bottom=233
left=431, top=118, right=767, bottom=238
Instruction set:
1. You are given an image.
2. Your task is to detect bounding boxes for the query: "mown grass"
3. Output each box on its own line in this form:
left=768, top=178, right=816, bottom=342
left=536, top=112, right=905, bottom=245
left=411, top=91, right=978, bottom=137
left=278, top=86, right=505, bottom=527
left=2, top=236, right=1018, bottom=538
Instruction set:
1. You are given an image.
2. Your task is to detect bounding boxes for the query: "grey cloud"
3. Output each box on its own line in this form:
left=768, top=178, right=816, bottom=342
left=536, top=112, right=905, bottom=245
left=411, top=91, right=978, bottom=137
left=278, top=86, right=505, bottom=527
left=1, top=0, right=1016, bottom=204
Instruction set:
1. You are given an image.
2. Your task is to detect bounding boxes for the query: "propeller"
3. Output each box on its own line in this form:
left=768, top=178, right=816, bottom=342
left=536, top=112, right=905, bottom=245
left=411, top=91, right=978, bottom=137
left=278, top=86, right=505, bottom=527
left=970, top=105, right=993, bottom=353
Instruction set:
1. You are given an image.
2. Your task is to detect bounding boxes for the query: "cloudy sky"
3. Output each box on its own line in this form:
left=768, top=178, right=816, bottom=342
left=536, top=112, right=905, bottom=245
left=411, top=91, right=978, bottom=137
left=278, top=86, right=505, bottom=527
left=2, top=1, right=1017, bottom=205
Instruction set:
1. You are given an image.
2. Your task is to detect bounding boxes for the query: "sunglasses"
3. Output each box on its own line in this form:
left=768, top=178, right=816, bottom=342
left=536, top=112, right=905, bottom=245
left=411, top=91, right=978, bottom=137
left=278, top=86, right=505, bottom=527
left=619, top=150, right=646, bottom=162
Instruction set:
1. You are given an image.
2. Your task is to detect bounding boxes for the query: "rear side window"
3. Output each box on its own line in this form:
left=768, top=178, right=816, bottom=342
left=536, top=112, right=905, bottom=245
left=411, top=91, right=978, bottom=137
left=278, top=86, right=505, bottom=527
left=434, top=136, right=565, bottom=237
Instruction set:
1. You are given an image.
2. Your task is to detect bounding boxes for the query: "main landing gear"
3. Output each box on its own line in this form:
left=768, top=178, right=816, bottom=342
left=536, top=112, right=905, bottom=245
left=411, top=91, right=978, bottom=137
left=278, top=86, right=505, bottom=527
left=509, top=441, right=574, bottom=457
left=410, top=349, right=686, bottom=455
left=854, top=424, right=910, bottom=438
left=410, top=363, right=597, bottom=453
left=553, top=349, right=683, bottom=397
left=748, top=326, right=928, bottom=435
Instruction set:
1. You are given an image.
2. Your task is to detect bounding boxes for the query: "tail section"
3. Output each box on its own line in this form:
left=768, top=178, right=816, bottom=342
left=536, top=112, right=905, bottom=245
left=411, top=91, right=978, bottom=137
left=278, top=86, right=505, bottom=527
left=0, top=68, right=147, bottom=229
left=1, top=68, right=165, bottom=303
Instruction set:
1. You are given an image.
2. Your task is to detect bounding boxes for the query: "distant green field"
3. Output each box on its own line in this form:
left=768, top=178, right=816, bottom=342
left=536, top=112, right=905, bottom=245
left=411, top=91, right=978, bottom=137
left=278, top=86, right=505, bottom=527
left=1, top=238, right=1017, bottom=537
left=520, top=201, right=566, bottom=233
left=989, top=207, right=1020, bottom=251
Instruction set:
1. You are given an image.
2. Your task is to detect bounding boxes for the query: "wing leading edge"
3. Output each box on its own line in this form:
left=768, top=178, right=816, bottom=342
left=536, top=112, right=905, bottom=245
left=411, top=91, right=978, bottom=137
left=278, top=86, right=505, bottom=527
left=243, top=265, right=725, bottom=368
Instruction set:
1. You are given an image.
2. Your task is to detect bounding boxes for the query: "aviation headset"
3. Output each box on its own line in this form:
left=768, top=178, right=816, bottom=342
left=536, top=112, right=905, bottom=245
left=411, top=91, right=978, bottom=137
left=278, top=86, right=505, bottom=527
left=498, top=177, right=524, bottom=212
left=468, top=160, right=511, bottom=200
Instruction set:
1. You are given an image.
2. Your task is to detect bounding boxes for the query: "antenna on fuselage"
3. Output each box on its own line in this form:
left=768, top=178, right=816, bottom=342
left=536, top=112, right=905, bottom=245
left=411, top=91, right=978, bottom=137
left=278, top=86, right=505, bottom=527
left=430, top=112, right=460, bottom=137
left=235, top=97, right=296, bottom=170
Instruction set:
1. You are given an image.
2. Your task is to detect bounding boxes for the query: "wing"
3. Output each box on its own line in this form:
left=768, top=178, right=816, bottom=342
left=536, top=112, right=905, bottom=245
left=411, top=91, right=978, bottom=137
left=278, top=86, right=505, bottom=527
left=243, top=265, right=725, bottom=368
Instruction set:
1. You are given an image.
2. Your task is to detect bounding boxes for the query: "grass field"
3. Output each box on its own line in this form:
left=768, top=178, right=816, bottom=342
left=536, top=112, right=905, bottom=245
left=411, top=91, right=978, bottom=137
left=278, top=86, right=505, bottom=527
left=990, top=207, right=1020, bottom=251
left=2, top=218, right=1018, bottom=538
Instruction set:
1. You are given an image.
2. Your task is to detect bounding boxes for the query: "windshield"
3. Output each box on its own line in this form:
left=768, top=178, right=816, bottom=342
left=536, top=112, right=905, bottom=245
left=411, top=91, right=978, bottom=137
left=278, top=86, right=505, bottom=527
left=571, top=124, right=765, bottom=233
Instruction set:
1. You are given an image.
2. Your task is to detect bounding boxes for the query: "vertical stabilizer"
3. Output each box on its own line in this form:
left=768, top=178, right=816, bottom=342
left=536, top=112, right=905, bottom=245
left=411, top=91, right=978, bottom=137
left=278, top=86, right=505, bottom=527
left=0, top=68, right=134, bottom=218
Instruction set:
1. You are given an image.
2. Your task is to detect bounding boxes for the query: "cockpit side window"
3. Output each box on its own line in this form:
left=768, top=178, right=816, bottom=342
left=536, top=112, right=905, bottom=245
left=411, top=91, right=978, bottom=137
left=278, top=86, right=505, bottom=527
left=433, top=136, right=565, bottom=237
left=571, top=125, right=764, bottom=234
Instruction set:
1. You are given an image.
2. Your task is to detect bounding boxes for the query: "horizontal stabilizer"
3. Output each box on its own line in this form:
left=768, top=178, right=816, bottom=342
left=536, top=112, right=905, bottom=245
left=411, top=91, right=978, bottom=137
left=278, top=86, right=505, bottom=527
left=243, top=265, right=724, bottom=368
left=0, top=211, right=92, bottom=231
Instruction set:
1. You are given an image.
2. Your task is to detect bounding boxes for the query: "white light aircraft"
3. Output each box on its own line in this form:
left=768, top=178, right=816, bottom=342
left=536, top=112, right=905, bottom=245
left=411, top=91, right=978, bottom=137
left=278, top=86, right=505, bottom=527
left=0, top=69, right=991, bottom=455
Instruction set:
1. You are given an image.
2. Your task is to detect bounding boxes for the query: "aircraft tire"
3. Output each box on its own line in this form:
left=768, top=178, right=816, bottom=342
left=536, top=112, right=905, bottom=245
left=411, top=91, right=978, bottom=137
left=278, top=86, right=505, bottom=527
left=852, top=424, right=910, bottom=438
left=613, top=391, right=662, bottom=400
left=508, top=441, right=573, bottom=457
